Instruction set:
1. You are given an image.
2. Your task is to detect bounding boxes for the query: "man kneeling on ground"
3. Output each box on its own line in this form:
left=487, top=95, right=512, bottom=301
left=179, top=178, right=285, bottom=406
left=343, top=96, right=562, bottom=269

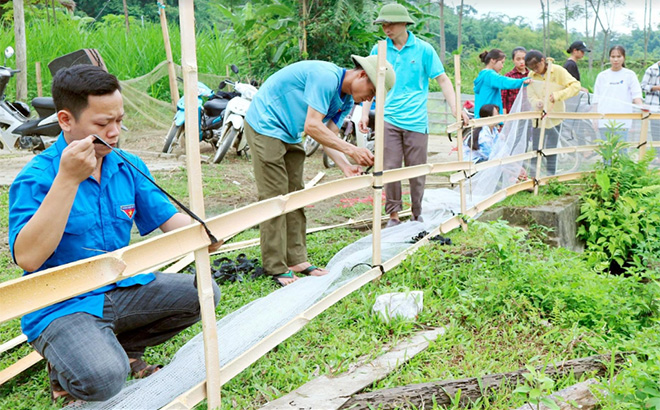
left=8, top=65, right=221, bottom=404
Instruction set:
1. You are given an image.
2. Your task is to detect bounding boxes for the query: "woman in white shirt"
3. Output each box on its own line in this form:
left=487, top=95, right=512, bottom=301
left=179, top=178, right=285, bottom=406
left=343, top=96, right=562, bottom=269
left=593, top=45, right=643, bottom=142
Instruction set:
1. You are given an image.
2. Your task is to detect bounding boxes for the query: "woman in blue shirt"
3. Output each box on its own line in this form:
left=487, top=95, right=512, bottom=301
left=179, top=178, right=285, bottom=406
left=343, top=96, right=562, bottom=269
left=474, top=49, right=531, bottom=117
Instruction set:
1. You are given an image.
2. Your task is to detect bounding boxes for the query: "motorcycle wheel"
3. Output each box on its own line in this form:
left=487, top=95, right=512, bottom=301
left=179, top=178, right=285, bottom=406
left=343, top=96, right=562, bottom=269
left=213, top=126, right=239, bottom=164
left=304, top=134, right=320, bottom=157
left=163, top=123, right=184, bottom=154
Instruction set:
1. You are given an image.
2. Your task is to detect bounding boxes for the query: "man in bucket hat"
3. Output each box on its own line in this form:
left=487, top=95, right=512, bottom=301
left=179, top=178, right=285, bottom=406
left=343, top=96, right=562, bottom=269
left=361, top=3, right=468, bottom=228
left=244, top=55, right=395, bottom=286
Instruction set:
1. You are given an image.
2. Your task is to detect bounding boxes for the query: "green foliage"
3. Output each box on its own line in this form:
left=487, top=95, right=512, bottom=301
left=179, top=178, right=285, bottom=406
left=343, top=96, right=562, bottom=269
left=577, top=126, right=660, bottom=275
left=513, top=365, right=561, bottom=410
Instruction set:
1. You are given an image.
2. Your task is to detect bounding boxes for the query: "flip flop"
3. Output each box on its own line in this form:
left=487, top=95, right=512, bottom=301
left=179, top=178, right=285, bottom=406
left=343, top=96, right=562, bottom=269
left=272, top=271, right=297, bottom=287
left=130, top=358, right=163, bottom=379
left=298, top=265, right=322, bottom=275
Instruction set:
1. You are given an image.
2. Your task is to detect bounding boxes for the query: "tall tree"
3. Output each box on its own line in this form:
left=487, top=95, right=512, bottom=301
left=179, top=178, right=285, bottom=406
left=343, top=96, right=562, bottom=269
left=457, top=0, right=463, bottom=52
left=540, top=0, right=547, bottom=54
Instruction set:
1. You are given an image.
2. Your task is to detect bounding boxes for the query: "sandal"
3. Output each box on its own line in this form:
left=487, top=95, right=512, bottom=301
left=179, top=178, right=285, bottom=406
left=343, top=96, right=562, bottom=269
left=297, top=265, right=322, bottom=275
left=272, top=271, right=298, bottom=287
left=47, top=363, right=81, bottom=406
left=129, top=358, right=163, bottom=379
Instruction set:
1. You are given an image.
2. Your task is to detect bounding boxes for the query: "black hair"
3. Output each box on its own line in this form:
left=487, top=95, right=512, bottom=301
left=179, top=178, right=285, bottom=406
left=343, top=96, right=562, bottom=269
left=511, top=47, right=527, bottom=60
left=52, top=65, right=121, bottom=120
left=479, top=49, right=505, bottom=65
left=470, top=104, right=499, bottom=151
left=609, top=45, right=627, bottom=68
left=524, top=50, right=545, bottom=67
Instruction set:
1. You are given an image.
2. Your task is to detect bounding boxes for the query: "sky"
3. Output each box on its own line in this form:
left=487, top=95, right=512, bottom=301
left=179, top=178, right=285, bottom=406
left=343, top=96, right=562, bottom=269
left=465, top=0, right=651, bottom=35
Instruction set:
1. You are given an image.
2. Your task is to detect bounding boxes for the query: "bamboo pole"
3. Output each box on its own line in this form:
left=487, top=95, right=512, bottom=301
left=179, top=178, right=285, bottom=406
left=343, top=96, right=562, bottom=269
left=13, top=0, right=27, bottom=101
left=158, top=1, right=180, bottom=111
left=178, top=2, right=222, bottom=409
left=534, top=60, right=553, bottom=195
left=371, top=40, right=387, bottom=267
left=454, top=55, right=466, bottom=217
left=639, top=108, right=650, bottom=159
left=35, top=62, right=42, bottom=97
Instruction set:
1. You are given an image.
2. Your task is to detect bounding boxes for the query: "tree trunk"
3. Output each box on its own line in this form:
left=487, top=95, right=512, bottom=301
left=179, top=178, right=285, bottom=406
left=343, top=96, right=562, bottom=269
left=457, top=0, right=463, bottom=52
left=13, top=0, right=28, bottom=101
left=588, top=0, right=602, bottom=70
left=512, top=379, right=605, bottom=410
left=644, top=0, right=650, bottom=66
left=564, top=0, right=569, bottom=45
left=439, top=0, right=446, bottom=64
left=51, top=0, right=56, bottom=24
left=122, top=0, right=130, bottom=35
left=540, top=0, right=547, bottom=55
left=339, top=353, right=631, bottom=410
left=300, top=0, right=308, bottom=58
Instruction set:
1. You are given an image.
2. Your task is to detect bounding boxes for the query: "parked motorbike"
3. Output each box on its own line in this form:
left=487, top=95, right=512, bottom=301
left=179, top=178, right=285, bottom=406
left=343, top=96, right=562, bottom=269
left=211, top=66, right=258, bottom=164
left=0, top=46, right=60, bottom=152
left=323, top=103, right=375, bottom=168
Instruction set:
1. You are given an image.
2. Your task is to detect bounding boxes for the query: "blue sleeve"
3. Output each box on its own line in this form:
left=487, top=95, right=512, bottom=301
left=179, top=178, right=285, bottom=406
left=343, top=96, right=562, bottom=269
left=424, top=44, right=445, bottom=79
left=129, top=155, right=178, bottom=236
left=488, top=72, right=526, bottom=90
left=303, top=70, right=340, bottom=118
left=369, top=44, right=378, bottom=56
left=8, top=170, right=51, bottom=263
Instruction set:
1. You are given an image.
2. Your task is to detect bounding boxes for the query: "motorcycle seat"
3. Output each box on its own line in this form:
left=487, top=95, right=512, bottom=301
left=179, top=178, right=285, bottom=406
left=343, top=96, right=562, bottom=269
left=32, top=97, right=55, bottom=110
left=204, top=98, right=229, bottom=117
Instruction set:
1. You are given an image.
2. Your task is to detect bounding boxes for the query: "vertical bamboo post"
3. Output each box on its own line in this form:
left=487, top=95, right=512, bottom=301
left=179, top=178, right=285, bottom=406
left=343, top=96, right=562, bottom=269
left=533, top=60, right=553, bottom=195
left=454, top=55, right=466, bottom=220
left=178, top=2, right=222, bottom=409
left=122, top=0, right=130, bottom=35
left=639, top=109, right=650, bottom=160
left=13, top=0, right=28, bottom=101
left=35, top=62, right=42, bottom=97
left=372, top=40, right=387, bottom=267
left=158, top=1, right=180, bottom=111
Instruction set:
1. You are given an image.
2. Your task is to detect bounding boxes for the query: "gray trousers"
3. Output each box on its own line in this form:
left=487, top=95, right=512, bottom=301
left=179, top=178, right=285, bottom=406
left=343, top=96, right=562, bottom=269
left=244, top=122, right=307, bottom=275
left=31, top=273, right=220, bottom=401
left=383, top=121, right=428, bottom=218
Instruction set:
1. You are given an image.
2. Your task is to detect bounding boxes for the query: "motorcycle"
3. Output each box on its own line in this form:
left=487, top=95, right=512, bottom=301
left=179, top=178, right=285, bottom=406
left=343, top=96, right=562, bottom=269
left=211, top=67, right=258, bottom=164
left=0, top=46, right=60, bottom=152
left=322, top=103, right=375, bottom=168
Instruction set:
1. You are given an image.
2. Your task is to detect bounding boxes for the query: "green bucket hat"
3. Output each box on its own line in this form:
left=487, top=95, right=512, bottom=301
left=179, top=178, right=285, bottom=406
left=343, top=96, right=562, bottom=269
left=351, top=54, right=396, bottom=93
left=374, top=3, right=415, bottom=25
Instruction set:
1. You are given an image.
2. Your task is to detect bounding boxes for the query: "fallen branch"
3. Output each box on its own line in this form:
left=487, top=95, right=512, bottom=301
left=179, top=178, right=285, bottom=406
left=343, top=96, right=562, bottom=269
left=512, top=378, right=605, bottom=410
left=339, top=353, right=630, bottom=410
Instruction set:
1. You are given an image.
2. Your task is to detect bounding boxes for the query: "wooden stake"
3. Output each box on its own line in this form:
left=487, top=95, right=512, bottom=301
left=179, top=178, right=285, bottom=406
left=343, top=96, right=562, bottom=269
left=122, top=0, right=130, bottom=35
left=35, top=61, right=42, bottom=97
left=158, top=1, right=180, bottom=111
left=371, top=40, right=387, bottom=267
left=454, top=55, right=467, bottom=226
left=12, top=0, right=28, bottom=101
left=178, top=2, right=222, bottom=409
left=534, top=60, right=553, bottom=195
left=639, top=108, right=650, bottom=159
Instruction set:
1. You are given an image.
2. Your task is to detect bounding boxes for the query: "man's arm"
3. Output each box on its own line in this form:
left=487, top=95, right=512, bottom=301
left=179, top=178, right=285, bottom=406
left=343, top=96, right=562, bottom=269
left=436, top=74, right=469, bottom=124
left=304, top=106, right=373, bottom=166
left=13, top=136, right=97, bottom=272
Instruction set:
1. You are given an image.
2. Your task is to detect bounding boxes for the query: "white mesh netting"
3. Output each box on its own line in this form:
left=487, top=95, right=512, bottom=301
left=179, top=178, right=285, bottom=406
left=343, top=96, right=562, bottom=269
left=72, top=79, right=659, bottom=409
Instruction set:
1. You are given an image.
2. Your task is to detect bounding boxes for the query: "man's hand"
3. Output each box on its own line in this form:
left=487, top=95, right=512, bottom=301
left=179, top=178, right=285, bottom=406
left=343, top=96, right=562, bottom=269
left=549, top=93, right=556, bottom=103
left=341, top=164, right=362, bottom=177
left=358, top=117, right=370, bottom=134
left=348, top=146, right=374, bottom=167
left=461, top=110, right=470, bottom=126
left=60, top=135, right=97, bottom=183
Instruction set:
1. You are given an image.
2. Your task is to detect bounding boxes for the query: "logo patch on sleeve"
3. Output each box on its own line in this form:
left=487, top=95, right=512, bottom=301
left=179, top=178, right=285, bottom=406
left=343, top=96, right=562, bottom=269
left=120, top=204, right=136, bottom=219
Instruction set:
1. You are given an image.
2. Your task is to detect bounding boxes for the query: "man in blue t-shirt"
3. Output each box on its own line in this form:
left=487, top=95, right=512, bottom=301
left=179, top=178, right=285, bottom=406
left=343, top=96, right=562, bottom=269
left=361, top=3, right=468, bottom=227
left=244, top=55, right=395, bottom=286
left=8, top=65, right=220, bottom=404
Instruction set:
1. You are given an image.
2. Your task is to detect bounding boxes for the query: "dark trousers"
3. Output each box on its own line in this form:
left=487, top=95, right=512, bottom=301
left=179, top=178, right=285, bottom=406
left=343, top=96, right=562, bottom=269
left=31, top=273, right=220, bottom=401
left=383, top=121, right=428, bottom=218
left=530, top=125, right=560, bottom=177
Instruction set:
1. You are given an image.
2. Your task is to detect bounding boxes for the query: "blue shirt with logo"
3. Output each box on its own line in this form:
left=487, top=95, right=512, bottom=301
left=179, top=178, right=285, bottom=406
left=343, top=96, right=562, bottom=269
left=8, top=134, right=178, bottom=342
left=245, top=60, right=354, bottom=144
left=371, top=31, right=445, bottom=134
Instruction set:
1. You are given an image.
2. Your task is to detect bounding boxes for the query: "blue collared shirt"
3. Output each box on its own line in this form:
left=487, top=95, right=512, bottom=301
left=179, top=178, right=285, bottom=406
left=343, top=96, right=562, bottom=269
left=9, top=134, right=178, bottom=342
left=245, top=60, right=354, bottom=144
left=371, top=31, right=445, bottom=134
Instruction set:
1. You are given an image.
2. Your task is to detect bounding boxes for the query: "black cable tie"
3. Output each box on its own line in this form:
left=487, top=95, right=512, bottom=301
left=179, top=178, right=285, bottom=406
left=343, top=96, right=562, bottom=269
left=350, top=263, right=385, bottom=275
left=92, top=135, right=219, bottom=245
left=642, top=112, right=651, bottom=120
left=536, top=149, right=546, bottom=158
left=372, top=185, right=383, bottom=189
left=448, top=134, right=453, bottom=143
left=373, top=171, right=383, bottom=177
left=637, top=140, right=648, bottom=149
left=533, top=178, right=540, bottom=187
